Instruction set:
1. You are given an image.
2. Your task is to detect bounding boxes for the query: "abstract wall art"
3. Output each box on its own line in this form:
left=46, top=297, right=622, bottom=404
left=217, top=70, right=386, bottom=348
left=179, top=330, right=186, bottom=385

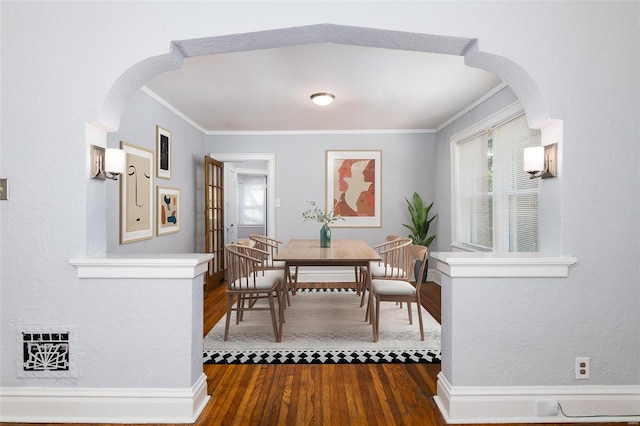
left=156, top=186, right=180, bottom=236
left=156, top=125, right=172, bottom=179
left=120, top=141, right=154, bottom=244
left=326, top=150, right=381, bottom=227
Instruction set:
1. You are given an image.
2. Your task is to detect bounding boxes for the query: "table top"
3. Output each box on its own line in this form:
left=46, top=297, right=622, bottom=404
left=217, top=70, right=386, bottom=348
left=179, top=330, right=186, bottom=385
left=274, top=239, right=380, bottom=265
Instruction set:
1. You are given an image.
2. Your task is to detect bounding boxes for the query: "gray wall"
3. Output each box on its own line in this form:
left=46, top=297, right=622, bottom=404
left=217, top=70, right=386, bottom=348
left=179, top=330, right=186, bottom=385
left=107, top=90, right=207, bottom=253
left=207, top=132, right=437, bottom=247
left=1, top=1, right=638, bottom=393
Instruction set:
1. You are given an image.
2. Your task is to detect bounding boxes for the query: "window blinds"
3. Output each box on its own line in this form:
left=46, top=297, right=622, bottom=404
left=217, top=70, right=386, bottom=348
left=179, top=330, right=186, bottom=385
left=237, top=175, right=267, bottom=225
left=492, top=115, right=540, bottom=252
left=455, top=114, right=540, bottom=252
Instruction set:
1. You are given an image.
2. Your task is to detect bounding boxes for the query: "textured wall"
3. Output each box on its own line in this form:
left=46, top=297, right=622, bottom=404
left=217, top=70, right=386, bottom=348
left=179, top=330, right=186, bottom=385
left=1, top=1, right=638, bottom=390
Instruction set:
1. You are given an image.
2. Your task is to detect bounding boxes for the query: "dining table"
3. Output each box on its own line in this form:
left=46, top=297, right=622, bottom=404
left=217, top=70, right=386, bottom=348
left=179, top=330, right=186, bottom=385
left=273, top=238, right=382, bottom=341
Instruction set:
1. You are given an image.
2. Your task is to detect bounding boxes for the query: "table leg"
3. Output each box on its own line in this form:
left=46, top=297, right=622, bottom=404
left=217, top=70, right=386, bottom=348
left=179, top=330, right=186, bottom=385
left=286, top=262, right=299, bottom=296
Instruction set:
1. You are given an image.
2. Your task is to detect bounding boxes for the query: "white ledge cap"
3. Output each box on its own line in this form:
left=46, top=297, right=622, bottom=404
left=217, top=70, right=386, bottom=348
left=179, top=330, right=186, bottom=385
left=70, top=253, right=213, bottom=279
left=430, top=252, right=577, bottom=278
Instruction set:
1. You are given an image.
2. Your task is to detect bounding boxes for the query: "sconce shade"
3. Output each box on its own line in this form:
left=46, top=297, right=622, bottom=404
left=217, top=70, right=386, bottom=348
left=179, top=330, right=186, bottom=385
left=91, top=144, right=126, bottom=180
left=105, top=148, right=126, bottom=175
left=523, top=146, right=545, bottom=172
left=310, top=92, right=335, bottom=106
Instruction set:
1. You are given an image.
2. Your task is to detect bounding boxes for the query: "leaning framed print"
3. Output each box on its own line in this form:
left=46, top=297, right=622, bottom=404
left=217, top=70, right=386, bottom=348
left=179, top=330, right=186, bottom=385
left=326, top=150, right=381, bottom=227
left=156, top=186, right=180, bottom=236
left=120, top=141, right=154, bottom=244
left=156, top=125, right=171, bottom=179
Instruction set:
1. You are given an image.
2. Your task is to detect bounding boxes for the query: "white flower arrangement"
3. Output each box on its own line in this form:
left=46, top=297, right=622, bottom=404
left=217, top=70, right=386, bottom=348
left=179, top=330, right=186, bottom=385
left=301, top=201, right=345, bottom=226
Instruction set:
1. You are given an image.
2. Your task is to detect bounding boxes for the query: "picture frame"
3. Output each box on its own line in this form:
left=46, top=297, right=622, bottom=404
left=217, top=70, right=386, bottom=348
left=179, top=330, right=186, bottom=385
left=156, top=125, right=171, bottom=179
left=326, top=150, right=382, bottom=227
left=120, top=141, right=154, bottom=244
left=156, top=186, right=180, bottom=236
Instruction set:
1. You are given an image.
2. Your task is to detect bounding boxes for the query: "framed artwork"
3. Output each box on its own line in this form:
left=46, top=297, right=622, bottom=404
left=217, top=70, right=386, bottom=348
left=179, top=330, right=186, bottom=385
left=120, top=141, right=154, bottom=244
left=156, top=125, right=172, bottom=179
left=156, top=186, right=180, bottom=236
left=326, top=150, right=382, bottom=227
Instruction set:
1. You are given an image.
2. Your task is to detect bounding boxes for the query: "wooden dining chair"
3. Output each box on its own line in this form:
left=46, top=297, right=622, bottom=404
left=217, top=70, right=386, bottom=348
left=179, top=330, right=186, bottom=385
left=224, top=243, right=284, bottom=342
left=360, top=237, right=413, bottom=320
left=369, top=244, right=428, bottom=342
left=248, top=234, right=284, bottom=268
left=249, top=234, right=293, bottom=306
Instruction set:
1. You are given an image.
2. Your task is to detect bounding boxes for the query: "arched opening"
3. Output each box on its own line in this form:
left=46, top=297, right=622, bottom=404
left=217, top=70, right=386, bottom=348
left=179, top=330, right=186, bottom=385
left=92, top=24, right=563, bottom=399
left=97, top=24, right=554, bottom=133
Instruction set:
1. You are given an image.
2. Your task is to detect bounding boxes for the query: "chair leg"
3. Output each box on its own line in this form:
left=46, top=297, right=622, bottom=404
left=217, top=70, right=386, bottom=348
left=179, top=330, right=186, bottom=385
left=267, top=292, right=280, bottom=342
left=224, top=294, right=234, bottom=341
left=416, top=299, right=424, bottom=341
left=283, top=277, right=291, bottom=307
left=277, top=285, right=285, bottom=341
left=407, top=302, right=413, bottom=325
left=360, top=284, right=367, bottom=308
left=236, top=295, right=245, bottom=324
left=374, top=296, right=381, bottom=342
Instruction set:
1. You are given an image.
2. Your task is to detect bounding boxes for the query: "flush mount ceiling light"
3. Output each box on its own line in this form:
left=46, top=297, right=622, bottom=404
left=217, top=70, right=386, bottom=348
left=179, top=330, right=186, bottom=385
left=310, top=92, right=335, bottom=106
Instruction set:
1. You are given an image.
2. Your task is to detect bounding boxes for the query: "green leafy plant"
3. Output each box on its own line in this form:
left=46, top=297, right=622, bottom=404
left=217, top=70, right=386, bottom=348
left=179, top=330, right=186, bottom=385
left=302, top=201, right=344, bottom=226
left=403, top=192, right=437, bottom=247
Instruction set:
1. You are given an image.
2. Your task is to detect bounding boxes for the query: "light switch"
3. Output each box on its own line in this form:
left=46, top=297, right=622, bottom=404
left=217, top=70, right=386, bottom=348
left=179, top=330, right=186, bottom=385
left=0, top=178, right=7, bottom=200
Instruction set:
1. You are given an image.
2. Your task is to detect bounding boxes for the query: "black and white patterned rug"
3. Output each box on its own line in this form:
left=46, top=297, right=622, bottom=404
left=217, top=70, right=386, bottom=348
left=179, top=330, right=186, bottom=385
left=203, top=288, right=441, bottom=364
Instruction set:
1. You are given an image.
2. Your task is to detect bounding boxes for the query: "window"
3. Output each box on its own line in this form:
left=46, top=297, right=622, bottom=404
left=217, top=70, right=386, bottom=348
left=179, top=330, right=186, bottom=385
left=237, top=174, right=266, bottom=226
left=453, top=110, right=541, bottom=252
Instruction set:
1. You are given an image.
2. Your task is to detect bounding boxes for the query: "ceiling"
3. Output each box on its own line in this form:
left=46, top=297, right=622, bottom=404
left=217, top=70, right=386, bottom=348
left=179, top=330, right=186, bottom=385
left=144, top=42, right=503, bottom=133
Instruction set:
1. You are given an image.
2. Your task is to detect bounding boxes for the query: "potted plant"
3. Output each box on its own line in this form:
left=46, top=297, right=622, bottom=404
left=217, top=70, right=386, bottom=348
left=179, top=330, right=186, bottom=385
left=403, top=192, right=437, bottom=282
left=302, top=201, right=344, bottom=247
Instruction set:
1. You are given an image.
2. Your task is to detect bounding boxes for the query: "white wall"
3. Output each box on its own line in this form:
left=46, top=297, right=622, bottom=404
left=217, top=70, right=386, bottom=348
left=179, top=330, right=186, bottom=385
left=1, top=0, right=638, bottom=396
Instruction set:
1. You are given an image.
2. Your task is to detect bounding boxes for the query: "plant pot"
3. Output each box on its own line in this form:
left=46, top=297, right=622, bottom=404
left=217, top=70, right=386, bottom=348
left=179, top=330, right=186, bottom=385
left=320, top=224, right=331, bottom=248
left=414, top=258, right=428, bottom=283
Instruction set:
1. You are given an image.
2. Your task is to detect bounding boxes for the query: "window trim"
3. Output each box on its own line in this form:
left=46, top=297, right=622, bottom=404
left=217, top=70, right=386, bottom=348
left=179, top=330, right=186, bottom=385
left=450, top=102, right=525, bottom=252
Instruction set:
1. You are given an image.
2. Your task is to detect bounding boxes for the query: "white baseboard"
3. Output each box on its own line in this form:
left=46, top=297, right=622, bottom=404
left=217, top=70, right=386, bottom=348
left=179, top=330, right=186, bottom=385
left=0, top=373, right=210, bottom=424
left=434, top=372, right=640, bottom=423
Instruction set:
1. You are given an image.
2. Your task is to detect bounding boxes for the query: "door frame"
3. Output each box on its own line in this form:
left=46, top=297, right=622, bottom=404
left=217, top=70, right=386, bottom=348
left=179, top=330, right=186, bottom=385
left=208, top=153, right=276, bottom=239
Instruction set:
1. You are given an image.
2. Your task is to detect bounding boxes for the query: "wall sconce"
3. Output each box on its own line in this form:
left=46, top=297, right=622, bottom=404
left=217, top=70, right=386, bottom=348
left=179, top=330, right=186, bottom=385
left=91, top=145, right=126, bottom=180
left=524, top=143, right=557, bottom=179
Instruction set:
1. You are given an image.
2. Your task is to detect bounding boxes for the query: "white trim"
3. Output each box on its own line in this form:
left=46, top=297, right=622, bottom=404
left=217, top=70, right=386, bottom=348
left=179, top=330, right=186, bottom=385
left=141, top=87, right=208, bottom=134
left=209, top=153, right=277, bottom=239
left=434, top=373, right=640, bottom=423
left=437, top=82, right=509, bottom=132
left=431, top=251, right=577, bottom=278
left=70, top=253, right=213, bottom=279
left=0, top=373, right=210, bottom=424
left=207, top=128, right=436, bottom=135
left=450, top=101, right=523, bottom=144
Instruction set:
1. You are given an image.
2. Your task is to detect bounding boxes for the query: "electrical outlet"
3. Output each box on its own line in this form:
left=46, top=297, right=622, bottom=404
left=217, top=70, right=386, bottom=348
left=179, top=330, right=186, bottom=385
left=536, top=401, right=559, bottom=416
left=576, top=357, right=590, bottom=379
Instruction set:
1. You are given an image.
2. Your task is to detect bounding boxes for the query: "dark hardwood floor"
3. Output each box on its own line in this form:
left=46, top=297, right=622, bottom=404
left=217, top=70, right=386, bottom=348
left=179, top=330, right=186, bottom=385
left=3, top=281, right=625, bottom=425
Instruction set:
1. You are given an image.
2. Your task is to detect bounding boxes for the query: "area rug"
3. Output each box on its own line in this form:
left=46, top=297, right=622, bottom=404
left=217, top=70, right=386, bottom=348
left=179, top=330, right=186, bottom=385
left=203, top=288, right=441, bottom=364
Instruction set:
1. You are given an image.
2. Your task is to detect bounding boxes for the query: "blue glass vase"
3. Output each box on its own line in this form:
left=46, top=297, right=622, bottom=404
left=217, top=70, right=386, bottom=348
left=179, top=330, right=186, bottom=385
left=320, top=224, right=331, bottom=248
